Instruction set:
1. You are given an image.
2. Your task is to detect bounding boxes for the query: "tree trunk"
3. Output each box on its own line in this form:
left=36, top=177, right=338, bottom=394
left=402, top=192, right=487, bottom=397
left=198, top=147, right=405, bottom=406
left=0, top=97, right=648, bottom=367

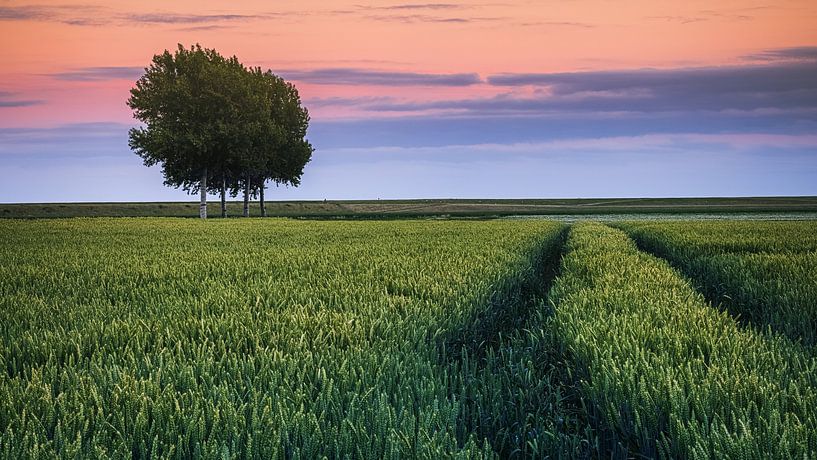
left=243, top=174, right=250, bottom=218
left=260, top=181, right=267, bottom=217
left=199, top=168, right=207, bottom=219
left=220, top=172, right=227, bottom=218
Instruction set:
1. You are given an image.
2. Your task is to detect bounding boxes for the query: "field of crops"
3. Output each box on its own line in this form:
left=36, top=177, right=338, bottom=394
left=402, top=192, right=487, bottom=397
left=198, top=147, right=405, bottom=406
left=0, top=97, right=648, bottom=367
left=619, top=221, right=817, bottom=347
left=1, top=218, right=594, bottom=458
left=552, top=223, right=816, bottom=457
left=1, top=218, right=816, bottom=458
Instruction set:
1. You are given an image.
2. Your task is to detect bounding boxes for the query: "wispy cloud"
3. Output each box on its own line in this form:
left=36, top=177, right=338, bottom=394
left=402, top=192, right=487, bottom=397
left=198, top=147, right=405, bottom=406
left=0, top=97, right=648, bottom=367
left=0, top=4, right=106, bottom=26
left=697, top=8, right=754, bottom=22
left=321, top=133, right=817, bottom=156
left=280, top=68, right=483, bottom=86
left=0, top=5, right=51, bottom=20
left=517, top=20, right=594, bottom=28
left=269, top=58, right=413, bottom=67
left=49, top=66, right=144, bottom=81
left=303, top=51, right=817, bottom=134
left=0, top=100, right=44, bottom=108
left=0, top=5, right=276, bottom=26
left=646, top=6, right=763, bottom=25
left=350, top=2, right=500, bottom=24
left=0, top=122, right=129, bottom=156
left=0, top=91, right=44, bottom=108
left=122, top=12, right=268, bottom=24
left=174, top=24, right=235, bottom=32
left=305, top=96, right=397, bottom=108
left=645, top=15, right=708, bottom=24
left=743, top=46, right=817, bottom=63
left=309, top=110, right=817, bottom=152
left=362, top=13, right=482, bottom=23
left=483, top=58, right=817, bottom=113
left=0, top=3, right=498, bottom=28
left=358, top=3, right=464, bottom=11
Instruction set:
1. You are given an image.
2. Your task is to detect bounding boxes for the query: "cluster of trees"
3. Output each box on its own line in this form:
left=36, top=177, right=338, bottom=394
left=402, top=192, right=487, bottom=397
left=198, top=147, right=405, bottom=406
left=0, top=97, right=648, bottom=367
left=127, top=44, right=313, bottom=219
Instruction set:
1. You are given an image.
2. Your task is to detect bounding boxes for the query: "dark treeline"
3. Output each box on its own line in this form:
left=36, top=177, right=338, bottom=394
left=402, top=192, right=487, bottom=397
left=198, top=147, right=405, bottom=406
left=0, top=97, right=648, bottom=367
left=127, top=44, right=313, bottom=219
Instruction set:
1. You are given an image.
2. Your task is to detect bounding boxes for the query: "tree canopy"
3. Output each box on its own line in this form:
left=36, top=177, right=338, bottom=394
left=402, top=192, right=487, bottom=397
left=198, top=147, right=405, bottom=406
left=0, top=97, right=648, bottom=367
left=127, top=44, right=313, bottom=218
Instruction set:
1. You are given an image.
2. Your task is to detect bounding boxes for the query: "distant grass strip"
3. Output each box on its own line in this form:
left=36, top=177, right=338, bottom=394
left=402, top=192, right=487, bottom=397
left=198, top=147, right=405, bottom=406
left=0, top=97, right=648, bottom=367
left=550, top=223, right=817, bottom=458
left=619, top=221, right=817, bottom=346
left=3, top=196, right=817, bottom=219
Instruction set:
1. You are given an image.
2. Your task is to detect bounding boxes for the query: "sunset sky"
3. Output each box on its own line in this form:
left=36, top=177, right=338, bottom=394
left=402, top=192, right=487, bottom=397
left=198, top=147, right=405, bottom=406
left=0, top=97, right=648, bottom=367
left=1, top=0, right=816, bottom=202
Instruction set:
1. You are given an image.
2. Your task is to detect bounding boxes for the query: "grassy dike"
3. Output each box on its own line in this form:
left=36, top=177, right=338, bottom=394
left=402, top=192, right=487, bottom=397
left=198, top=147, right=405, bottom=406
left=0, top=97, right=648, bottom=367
left=548, top=223, right=817, bottom=458
left=3, top=197, right=817, bottom=219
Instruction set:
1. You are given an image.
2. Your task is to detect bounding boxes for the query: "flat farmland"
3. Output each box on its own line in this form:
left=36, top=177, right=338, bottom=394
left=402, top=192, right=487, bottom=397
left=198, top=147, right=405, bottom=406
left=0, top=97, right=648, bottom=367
left=1, top=218, right=815, bottom=458
left=2, top=197, right=817, bottom=219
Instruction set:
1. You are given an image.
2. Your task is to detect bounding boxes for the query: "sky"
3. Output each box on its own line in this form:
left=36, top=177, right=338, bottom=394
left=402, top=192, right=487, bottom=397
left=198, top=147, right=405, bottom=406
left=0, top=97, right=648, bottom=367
left=1, top=0, right=816, bottom=202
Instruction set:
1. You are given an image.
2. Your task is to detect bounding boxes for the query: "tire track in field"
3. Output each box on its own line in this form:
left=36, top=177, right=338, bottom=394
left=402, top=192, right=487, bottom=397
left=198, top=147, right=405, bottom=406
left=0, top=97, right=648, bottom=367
left=444, top=224, right=601, bottom=458
left=616, top=222, right=817, bottom=349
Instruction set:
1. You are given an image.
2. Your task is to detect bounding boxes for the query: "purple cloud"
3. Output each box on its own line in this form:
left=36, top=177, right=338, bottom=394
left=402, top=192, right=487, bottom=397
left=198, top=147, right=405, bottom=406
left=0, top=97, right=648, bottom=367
left=0, top=91, right=44, bottom=108
left=122, top=12, right=266, bottom=24
left=359, top=3, right=464, bottom=11
left=482, top=59, right=817, bottom=113
left=50, top=66, right=145, bottom=82
left=363, top=14, right=478, bottom=23
left=0, top=4, right=105, bottom=26
left=0, top=5, right=274, bottom=26
left=743, top=46, right=817, bottom=63
left=280, top=68, right=483, bottom=86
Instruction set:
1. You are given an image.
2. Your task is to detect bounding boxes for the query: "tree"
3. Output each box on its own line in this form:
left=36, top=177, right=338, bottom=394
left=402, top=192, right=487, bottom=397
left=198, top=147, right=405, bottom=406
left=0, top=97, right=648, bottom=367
left=223, top=69, right=313, bottom=217
left=248, top=69, right=313, bottom=217
left=129, top=45, right=312, bottom=218
left=127, top=44, right=248, bottom=219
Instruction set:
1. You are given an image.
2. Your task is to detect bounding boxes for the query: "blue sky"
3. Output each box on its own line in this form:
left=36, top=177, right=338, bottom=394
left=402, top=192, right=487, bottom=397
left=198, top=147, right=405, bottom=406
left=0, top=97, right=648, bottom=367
left=2, top=118, right=816, bottom=202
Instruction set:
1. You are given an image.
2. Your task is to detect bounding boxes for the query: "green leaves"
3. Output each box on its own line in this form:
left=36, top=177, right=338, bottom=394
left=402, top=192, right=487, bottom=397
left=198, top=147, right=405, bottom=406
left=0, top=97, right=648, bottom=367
left=127, top=45, right=313, bottom=200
